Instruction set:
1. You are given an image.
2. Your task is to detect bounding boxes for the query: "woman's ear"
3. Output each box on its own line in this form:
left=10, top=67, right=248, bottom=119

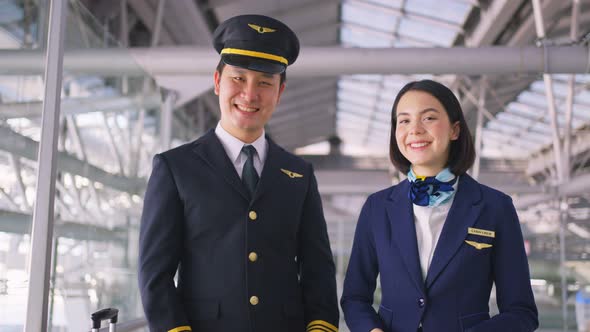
left=451, top=121, right=460, bottom=140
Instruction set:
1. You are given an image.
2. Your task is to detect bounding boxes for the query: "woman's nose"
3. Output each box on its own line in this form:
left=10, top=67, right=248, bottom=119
left=409, top=121, right=424, bottom=134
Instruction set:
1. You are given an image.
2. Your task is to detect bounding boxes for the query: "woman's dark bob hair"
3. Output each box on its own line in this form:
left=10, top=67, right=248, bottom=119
left=389, top=79, right=475, bottom=175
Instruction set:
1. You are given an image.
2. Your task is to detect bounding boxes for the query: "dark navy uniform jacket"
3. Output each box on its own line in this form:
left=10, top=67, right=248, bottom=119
left=341, top=175, right=538, bottom=332
left=138, top=130, right=339, bottom=332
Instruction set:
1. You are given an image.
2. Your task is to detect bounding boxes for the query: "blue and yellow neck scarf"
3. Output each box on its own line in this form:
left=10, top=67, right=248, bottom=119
left=407, top=167, right=457, bottom=207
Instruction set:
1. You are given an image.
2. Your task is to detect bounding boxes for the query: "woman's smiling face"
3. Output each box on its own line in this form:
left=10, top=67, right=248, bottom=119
left=395, top=90, right=460, bottom=176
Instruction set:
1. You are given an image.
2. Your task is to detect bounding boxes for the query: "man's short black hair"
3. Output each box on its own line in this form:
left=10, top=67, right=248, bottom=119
left=216, top=59, right=286, bottom=85
left=389, top=79, right=475, bottom=175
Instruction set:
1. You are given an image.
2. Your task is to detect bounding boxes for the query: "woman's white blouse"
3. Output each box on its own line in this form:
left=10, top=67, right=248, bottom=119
left=413, top=179, right=459, bottom=280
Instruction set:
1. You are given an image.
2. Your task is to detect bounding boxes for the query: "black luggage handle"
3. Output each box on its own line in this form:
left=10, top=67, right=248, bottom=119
left=91, top=308, right=119, bottom=329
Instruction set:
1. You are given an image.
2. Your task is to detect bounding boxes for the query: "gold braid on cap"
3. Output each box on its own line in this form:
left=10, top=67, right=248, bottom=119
left=221, top=48, right=288, bottom=65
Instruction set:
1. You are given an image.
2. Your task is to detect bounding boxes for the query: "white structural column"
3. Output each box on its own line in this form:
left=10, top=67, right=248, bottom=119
left=564, top=0, right=580, bottom=182
left=472, top=77, right=486, bottom=180
left=531, top=0, right=564, bottom=183
left=160, top=91, right=177, bottom=151
left=559, top=197, right=568, bottom=332
left=531, top=1, right=568, bottom=329
left=24, top=0, right=67, bottom=331
left=561, top=2, right=580, bottom=331
left=131, top=0, right=167, bottom=175
left=120, top=0, right=129, bottom=94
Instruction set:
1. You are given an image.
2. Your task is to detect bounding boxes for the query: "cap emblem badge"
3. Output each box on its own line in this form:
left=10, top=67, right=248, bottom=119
left=248, top=23, right=276, bottom=34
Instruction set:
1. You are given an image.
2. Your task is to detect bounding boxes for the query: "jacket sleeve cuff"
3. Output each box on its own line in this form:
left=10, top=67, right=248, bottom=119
left=307, top=320, right=338, bottom=332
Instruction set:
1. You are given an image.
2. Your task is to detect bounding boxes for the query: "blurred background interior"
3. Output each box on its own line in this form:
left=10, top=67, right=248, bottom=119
left=0, top=0, right=589, bottom=331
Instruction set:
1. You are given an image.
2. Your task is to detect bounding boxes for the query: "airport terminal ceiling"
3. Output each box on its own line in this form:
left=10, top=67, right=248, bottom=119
left=0, top=0, right=589, bottom=330
left=73, top=0, right=590, bottom=255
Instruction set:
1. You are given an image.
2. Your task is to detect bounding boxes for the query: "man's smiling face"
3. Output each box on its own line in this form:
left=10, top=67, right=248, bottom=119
left=215, top=64, right=285, bottom=143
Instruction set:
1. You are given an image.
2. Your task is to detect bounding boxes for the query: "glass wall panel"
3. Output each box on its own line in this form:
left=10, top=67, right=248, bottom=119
left=1, top=1, right=158, bottom=330
left=522, top=195, right=590, bottom=331
left=48, top=1, right=157, bottom=330
left=0, top=0, right=45, bottom=330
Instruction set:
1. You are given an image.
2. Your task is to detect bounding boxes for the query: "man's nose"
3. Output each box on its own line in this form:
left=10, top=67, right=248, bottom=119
left=241, top=82, right=259, bottom=102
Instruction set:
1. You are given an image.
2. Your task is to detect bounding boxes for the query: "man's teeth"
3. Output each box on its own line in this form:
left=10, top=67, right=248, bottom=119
left=237, top=105, right=257, bottom=112
left=410, top=142, right=429, bottom=148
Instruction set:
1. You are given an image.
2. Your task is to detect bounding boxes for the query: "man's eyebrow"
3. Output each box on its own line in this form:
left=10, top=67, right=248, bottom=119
left=261, top=72, right=276, bottom=79
left=231, top=68, right=246, bottom=75
left=230, top=68, right=276, bottom=80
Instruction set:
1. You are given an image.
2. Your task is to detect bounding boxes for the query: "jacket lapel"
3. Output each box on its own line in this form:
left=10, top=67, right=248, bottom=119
left=386, top=180, right=425, bottom=294
left=425, top=174, right=483, bottom=288
left=251, top=137, right=282, bottom=203
left=192, top=130, right=250, bottom=201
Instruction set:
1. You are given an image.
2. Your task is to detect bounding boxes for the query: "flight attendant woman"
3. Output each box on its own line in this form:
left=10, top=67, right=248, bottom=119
left=341, top=80, right=538, bottom=332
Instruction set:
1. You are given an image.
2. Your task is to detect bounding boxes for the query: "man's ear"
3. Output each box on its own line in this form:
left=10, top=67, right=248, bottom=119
left=214, top=70, right=221, bottom=95
left=276, top=82, right=286, bottom=103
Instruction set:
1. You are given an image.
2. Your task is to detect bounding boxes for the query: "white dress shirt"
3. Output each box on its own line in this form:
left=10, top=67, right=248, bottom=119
left=215, top=122, right=267, bottom=178
left=413, top=179, right=459, bottom=281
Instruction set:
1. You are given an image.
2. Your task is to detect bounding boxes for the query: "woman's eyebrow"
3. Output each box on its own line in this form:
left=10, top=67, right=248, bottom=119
left=396, top=108, right=440, bottom=117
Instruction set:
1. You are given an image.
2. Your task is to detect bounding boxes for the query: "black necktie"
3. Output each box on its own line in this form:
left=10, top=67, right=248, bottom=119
left=241, top=145, right=259, bottom=196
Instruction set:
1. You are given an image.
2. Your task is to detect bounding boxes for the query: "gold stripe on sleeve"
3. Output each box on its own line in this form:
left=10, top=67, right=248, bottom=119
left=307, top=320, right=338, bottom=332
left=168, top=326, right=192, bottom=332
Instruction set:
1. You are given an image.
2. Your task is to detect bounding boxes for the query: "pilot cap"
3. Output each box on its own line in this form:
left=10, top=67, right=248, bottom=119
left=213, top=14, right=300, bottom=74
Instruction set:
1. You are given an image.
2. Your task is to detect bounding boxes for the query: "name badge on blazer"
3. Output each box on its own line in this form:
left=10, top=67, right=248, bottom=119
left=281, top=168, right=303, bottom=178
left=467, top=227, right=495, bottom=238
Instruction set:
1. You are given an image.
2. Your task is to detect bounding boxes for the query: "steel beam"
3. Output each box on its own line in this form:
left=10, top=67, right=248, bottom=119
left=9, top=153, right=30, bottom=210
left=0, top=94, right=161, bottom=119
left=346, top=0, right=462, bottom=32
left=514, top=171, right=590, bottom=209
left=0, top=209, right=125, bottom=243
left=0, top=126, right=145, bottom=193
left=464, top=0, right=522, bottom=46
left=0, top=46, right=588, bottom=76
left=101, top=112, right=126, bottom=175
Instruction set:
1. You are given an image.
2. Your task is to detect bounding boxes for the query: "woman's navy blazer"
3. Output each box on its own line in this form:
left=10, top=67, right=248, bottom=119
left=341, top=174, right=538, bottom=332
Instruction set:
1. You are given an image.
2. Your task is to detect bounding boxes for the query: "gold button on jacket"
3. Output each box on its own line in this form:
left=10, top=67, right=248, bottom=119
left=249, top=252, right=258, bottom=262
left=249, top=211, right=257, bottom=220
left=250, top=296, right=259, bottom=305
